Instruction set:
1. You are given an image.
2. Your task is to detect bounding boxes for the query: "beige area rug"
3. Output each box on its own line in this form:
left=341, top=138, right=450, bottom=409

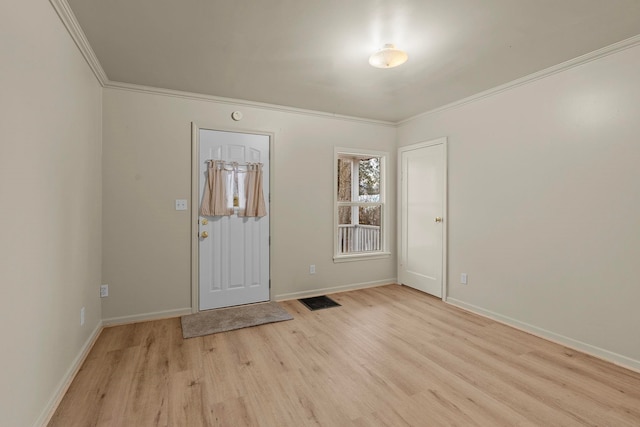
left=180, top=301, right=293, bottom=339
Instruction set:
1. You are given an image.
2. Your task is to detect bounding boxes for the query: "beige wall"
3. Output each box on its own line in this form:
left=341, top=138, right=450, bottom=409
left=398, top=44, right=640, bottom=367
left=101, top=88, right=397, bottom=321
left=0, top=1, right=103, bottom=426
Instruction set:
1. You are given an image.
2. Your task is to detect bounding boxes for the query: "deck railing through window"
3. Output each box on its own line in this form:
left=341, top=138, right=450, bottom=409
left=338, top=224, right=381, bottom=253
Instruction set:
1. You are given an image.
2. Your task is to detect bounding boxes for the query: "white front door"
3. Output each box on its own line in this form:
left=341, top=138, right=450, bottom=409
left=198, top=129, right=270, bottom=311
left=399, top=138, right=446, bottom=298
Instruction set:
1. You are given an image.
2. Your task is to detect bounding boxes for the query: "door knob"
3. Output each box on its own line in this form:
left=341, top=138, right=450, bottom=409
left=435, top=217, right=443, bottom=223
left=201, top=231, right=209, bottom=238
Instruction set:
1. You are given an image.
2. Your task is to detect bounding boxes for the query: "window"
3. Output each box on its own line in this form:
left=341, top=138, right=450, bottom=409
left=334, top=148, right=389, bottom=261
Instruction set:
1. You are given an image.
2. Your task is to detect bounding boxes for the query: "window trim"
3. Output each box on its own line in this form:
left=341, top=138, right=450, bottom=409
left=333, top=147, right=391, bottom=262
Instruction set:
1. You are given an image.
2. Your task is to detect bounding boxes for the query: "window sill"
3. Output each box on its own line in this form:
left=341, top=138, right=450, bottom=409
left=333, top=252, right=391, bottom=263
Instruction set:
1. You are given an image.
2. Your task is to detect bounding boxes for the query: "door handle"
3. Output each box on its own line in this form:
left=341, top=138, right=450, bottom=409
left=200, top=231, right=209, bottom=238
left=435, top=217, right=443, bottom=223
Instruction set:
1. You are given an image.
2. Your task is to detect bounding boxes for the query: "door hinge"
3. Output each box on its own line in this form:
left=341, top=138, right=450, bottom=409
left=269, top=236, right=271, bottom=245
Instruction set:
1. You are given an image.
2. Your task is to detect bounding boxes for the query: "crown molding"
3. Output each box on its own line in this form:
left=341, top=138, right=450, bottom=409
left=48, top=0, right=640, bottom=127
left=399, top=33, right=640, bottom=125
left=49, top=0, right=396, bottom=127
left=49, top=0, right=108, bottom=86
left=104, top=81, right=396, bottom=127
left=47, top=0, right=391, bottom=125
left=48, top=0, right=392, bottom=127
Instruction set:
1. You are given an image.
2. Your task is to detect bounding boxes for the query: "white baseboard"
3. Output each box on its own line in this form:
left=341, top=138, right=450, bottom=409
left=274, top=279, right=396, bottom=301
left=102, top=307, right=193, bottom=326
left=35, top=320, right=104, bottom=427
left=446, top=298, right=640, bottom=374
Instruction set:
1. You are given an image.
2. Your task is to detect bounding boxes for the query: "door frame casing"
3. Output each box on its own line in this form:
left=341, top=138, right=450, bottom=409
left=397, top=137, right=448, bottom=301
left=190, top=122, right=275, bottom=313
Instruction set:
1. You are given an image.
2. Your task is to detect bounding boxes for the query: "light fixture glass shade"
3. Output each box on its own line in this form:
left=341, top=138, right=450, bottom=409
left=369, top=44, right=408, bottom=68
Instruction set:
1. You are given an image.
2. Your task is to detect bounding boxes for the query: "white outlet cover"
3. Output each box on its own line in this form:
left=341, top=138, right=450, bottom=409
left=175, top=199, right=188, bottom=210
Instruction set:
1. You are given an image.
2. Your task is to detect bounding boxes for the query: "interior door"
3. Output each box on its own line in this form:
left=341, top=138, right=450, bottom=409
left=399, top=139, right=446, bottom=297
left=198, top=129, right=270, bottom=310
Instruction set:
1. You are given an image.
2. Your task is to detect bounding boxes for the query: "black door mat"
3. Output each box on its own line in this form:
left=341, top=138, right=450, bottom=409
left=298, top=295, right=341, bottom=311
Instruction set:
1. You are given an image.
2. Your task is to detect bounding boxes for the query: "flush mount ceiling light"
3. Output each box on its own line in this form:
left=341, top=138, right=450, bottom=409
left=369, top=43, right=408, bottom=68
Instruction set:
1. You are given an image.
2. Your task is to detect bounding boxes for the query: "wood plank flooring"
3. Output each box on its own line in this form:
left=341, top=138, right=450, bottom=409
left=49, top=284, right=640, bottom=426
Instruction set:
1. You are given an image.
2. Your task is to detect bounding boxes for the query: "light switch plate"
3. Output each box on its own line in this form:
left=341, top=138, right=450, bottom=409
left=175, top=199, right=188, bottom=211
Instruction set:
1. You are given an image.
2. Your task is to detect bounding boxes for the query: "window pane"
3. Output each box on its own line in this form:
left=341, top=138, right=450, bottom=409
left=337, top=206, right=352, bottom=254
left=338, top=206, right=351, bottom=225
left=358, top=205, right=381, bottom=226
left=337, top=158, right=352, bottom=202
left=335, top=151, right=386, bottom=258
left=358, top=157, right=380, bottom=202
left=337, top=204, right=382, bottom=254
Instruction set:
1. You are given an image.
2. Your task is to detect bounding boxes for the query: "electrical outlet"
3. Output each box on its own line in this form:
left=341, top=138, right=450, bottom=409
left=309, top=264, right=316, bottom=274
left=80, top=307, right=85, bottom=326
left=100, top=284, right=109, bottom=298
left=175, top=199, right=188, bottom=210
left=460, top=273, right=468, bottom=285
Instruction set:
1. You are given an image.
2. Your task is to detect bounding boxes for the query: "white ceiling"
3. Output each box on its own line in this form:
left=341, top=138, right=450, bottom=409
left=67, top=0, right=640, bottom=122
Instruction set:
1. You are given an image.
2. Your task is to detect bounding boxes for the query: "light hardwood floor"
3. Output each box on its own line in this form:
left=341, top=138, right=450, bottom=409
left=49, top=284, right=640, bottom=426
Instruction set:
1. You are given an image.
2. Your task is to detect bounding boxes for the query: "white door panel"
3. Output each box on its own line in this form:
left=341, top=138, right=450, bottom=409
left=198, top=129, right=269, bottom=310
left=399, top=140, right=445, bottom=298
